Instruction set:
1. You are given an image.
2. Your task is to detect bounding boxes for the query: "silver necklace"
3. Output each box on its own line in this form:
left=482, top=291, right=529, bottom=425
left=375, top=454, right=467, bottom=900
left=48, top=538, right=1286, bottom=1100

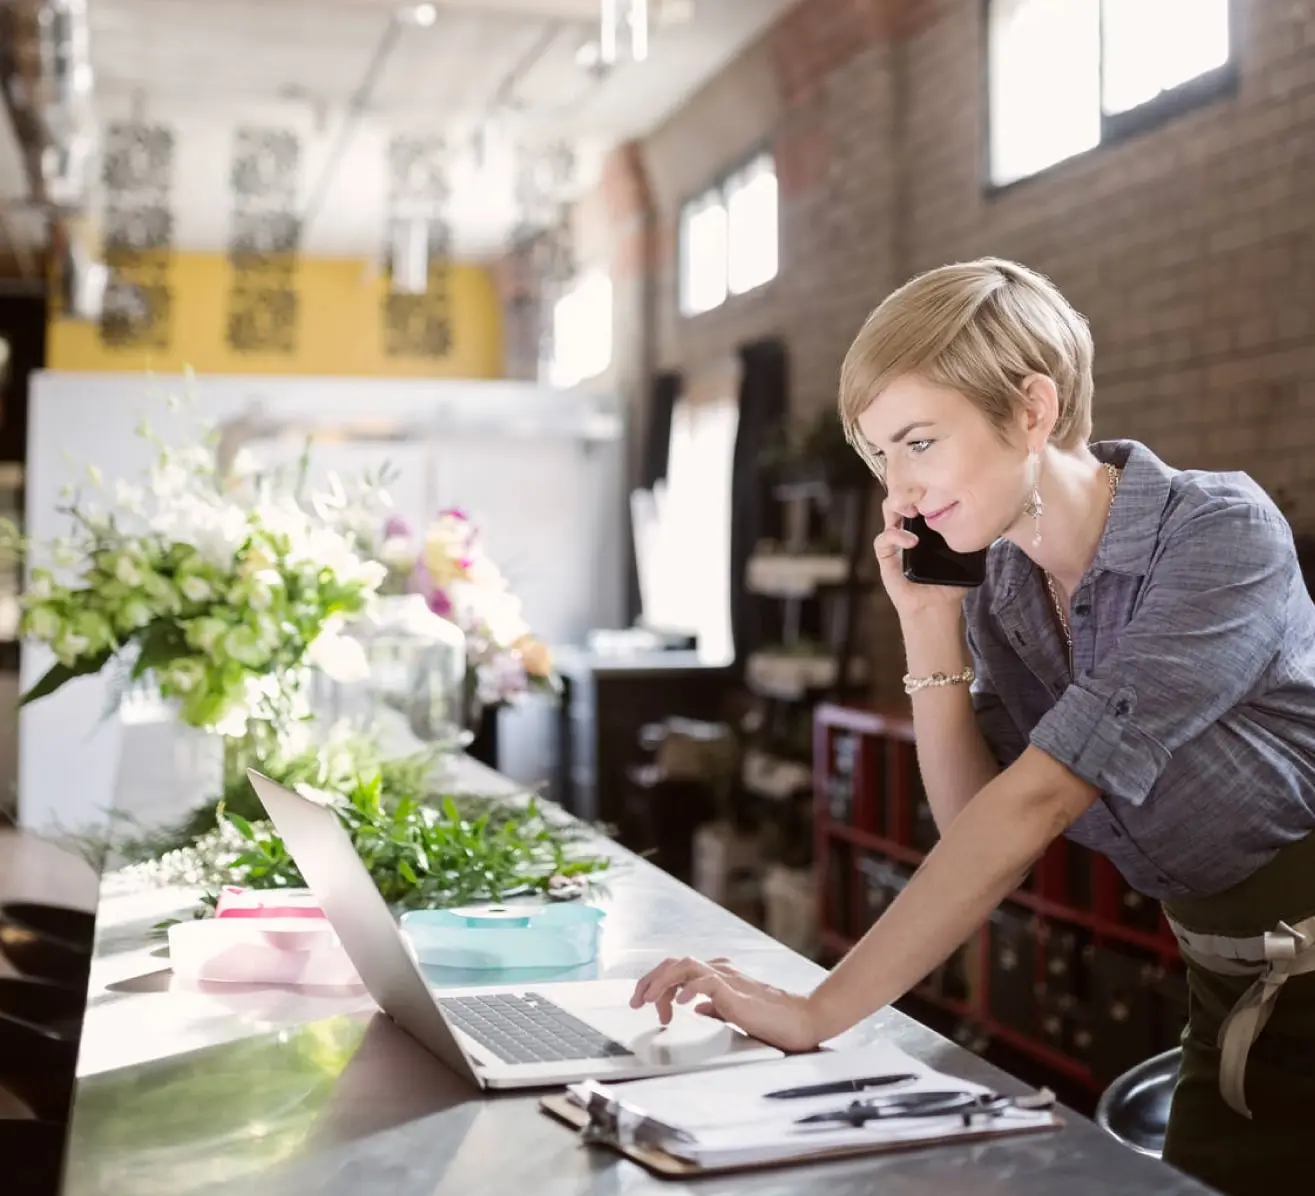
left=1043, top=462, right=1121, bottom=674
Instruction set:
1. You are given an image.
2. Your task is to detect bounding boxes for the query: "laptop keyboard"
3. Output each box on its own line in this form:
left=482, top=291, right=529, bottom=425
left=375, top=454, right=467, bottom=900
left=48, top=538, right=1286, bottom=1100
left=438, top=992, right=633, bottom=1065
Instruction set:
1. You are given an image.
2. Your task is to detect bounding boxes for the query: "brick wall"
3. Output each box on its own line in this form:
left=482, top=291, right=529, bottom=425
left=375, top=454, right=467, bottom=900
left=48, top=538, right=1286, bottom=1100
left=584, top=0, right=1315, bottom=695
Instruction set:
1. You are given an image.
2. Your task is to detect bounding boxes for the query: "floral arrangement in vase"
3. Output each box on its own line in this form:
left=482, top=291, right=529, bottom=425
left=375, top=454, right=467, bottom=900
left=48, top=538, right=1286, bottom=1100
left=377, top=507, right=559, bottom=712
left=7, top=399, right=389, bottom=782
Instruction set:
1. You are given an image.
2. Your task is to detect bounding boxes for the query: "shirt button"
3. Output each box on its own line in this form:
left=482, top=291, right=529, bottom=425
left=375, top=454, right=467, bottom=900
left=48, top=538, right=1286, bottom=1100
left=1114, top=698, right=1132, bottom=717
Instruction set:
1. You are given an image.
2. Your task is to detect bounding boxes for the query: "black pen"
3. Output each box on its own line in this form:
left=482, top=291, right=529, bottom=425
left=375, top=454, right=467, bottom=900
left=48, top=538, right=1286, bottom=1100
left=762, top=1073, right=919, bottom=1100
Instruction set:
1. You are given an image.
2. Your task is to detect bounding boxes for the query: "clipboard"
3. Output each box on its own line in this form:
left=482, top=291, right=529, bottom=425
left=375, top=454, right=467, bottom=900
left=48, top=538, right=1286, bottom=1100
left=539, top=1087, right=1066, bottom=1179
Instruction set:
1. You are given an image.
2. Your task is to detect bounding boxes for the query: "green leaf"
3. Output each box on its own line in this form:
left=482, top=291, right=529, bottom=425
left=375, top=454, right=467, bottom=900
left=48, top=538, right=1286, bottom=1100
left=132, top=620, right=187, bottom=678
left=19, top=651, right=113, bottom=706
left=230, top=850, right=270, bottom=871
left=398, top=859, right=418, bottom=885
left=224, top=812, right=256, bottom=841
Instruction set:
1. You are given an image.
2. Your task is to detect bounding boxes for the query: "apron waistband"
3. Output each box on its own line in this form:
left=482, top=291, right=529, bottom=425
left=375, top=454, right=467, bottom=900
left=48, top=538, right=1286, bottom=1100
left=1166, top=912, right=1315, bottom=1119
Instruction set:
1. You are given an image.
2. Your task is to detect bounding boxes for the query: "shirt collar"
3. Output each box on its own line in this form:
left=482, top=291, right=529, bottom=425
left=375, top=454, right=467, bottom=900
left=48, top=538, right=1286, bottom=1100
left=990, top=439, right=1175, bottom=609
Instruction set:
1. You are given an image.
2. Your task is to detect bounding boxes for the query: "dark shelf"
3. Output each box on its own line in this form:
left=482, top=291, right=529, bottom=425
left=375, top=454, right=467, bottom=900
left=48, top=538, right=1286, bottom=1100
left=821, top=819, right=1176, bottom=956
left=820, top=927, right=1090, bottom=1084
left=823, top=821, right=924, bottom=868
left=813, top=701, right=1185, bottom=1099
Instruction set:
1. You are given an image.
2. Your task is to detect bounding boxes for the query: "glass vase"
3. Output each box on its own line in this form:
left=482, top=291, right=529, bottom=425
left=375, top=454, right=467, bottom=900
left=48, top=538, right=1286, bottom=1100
left=220, top=717, right=283, bottom=799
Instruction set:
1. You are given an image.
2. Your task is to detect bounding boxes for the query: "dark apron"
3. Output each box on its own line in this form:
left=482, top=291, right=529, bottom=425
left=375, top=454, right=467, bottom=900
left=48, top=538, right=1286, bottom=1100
left=1160, top=829, right=1315, bottom=1196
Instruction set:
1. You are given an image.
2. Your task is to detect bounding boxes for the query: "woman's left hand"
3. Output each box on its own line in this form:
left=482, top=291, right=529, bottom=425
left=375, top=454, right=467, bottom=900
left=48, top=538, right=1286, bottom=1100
left=629, top=956, right=822, bottom=1053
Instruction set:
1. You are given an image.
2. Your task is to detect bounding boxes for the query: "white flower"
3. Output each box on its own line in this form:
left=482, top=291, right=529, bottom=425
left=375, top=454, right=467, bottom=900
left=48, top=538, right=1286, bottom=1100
left=214, top=704, right=250, bottom=738
left=163, top=658, right=205, bottom=693
left=187, top=616, right=228, bottom=654
left=117, top=598, right=154, bottom=631
left=222, top=625, right=269, bottom=667
left=114, top=555, right=144, bottom=587
left=252, top=612, right=282, bottom=647
left=27, top=605, right=62, bottom=641
left=455, top=583, right=530, bottom=648
left=179, top=576, right=212, bottom=603
left=154, top=496, right=248, bottom=568
left=464, top=554, right=505, bottom=588
left=357, top=559, right=387, bottom=591
left=307, top=630, right=370, bottom=682
left=293, top=782, right=337, bottom=807
left=149, top=460, right=190, bottom=497
left=86, top=463, right=103, bottom=487
left=26, top=571, right=54, bottom=602
left=172, top=445, right=214, bottom=475
left=379, top=535, right=415, bottom=569
left=229, top=448, right=260, bottom=478
left=114, top=481, right=144, bottom=513
left=54, top=630, right=90, bottom=664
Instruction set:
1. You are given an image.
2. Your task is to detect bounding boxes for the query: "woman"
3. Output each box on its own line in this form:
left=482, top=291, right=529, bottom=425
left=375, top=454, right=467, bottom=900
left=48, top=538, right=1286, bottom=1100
left=629, top=258, right=1315, bottom=1196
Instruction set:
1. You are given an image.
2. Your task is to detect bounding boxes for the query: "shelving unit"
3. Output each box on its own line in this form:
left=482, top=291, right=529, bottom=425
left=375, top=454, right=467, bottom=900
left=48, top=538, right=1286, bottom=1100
left=735, top=472, right=873, bottom=868
left=814, top=700, right=1188, bottom=1096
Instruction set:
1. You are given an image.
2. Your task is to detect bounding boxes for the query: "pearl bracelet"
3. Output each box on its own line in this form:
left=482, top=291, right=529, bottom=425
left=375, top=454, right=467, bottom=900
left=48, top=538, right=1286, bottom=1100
left=902, top=666, right=975, bottom=695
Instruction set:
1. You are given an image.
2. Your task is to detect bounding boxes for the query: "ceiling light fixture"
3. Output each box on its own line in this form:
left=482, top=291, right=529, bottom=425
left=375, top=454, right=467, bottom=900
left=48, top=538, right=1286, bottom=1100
left=597, top=0, right=649, bottom=65
left=599, top=0, right=618, bottom=66
left=631, top=0, right=648, bottom=61
left=400, top=3, right=437, bottom=27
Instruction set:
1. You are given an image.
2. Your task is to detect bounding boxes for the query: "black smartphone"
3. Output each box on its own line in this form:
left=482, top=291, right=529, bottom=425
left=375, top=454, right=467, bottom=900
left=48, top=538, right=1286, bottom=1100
left=901, top=515, right=988, bottom=587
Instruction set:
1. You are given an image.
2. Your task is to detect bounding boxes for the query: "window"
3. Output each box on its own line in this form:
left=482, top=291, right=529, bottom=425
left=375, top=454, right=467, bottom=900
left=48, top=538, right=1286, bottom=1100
left=635, top=396, right=740, bottom=665
left=547, top=270, right=612, bottom=388
left=679, top=153, right=778, bottom=316
left=726, top=155, right=778, bottom=296
left=988, top=0, right=1234, bottom=187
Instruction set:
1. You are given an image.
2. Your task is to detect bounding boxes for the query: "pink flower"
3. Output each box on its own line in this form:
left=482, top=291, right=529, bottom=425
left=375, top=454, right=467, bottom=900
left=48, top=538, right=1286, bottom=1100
left=426, top=588, right=453, bottom=617
left=437, top=507, right=468, bottom=522
left=384, top=514, right=413, bottom=540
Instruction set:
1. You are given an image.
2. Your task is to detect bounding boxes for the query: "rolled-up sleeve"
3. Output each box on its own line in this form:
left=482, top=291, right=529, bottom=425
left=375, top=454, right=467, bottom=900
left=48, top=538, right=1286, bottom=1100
left=964, top=616, right=1028, bottom=770
left=1030, top=496, right=1292, bottom=805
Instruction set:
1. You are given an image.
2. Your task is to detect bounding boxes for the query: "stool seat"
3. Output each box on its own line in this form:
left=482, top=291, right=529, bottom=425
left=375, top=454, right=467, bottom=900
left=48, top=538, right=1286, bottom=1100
left=0, top=901, right=95, bottom=989
left=1094, top=1046, right=1181, bottom=1158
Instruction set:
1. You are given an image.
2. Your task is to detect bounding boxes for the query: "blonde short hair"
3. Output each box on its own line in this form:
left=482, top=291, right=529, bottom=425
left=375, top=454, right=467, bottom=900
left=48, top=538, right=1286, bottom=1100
left=838, top=258, right=1094, bottom=479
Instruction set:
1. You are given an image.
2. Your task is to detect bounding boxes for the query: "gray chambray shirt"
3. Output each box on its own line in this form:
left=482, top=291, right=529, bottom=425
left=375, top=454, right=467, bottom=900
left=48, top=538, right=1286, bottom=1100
left=962, top=438, right=1315, bottom=900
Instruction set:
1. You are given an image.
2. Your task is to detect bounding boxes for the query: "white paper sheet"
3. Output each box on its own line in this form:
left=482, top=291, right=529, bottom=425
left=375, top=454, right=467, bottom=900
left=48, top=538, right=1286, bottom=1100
left=567, top=1041, right=1058, bottom=1168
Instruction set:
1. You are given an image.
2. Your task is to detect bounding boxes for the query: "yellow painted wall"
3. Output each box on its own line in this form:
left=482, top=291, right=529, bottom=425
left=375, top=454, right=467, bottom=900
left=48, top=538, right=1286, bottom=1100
left=48, top=252, right=504, bottom=378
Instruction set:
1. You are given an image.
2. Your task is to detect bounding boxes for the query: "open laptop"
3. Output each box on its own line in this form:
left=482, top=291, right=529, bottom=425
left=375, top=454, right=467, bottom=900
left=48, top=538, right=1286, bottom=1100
left=245, top=769, right=785, bottom=1089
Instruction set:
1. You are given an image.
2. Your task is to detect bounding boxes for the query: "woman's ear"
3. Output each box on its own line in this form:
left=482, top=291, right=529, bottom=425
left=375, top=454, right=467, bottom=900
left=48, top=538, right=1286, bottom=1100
left=1017, top=375, right=1059, bottom=448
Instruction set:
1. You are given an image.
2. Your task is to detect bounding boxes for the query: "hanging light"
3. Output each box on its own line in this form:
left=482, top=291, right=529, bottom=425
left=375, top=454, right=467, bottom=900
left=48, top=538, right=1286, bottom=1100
left=630, top=0, right=648, bottom=61
left=390, top=217, right=429, bottom=295
left=599, top=0, right=618, bottom=66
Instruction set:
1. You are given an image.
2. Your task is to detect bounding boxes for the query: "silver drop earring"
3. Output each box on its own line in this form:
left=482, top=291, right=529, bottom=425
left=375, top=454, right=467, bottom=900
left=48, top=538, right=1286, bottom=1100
left=1022, top=451, right=1044, bottom=545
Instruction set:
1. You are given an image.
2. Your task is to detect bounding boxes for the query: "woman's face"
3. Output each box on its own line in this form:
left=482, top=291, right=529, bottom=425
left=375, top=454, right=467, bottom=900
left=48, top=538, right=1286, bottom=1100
left=856, top=374, right=1031, bottom=554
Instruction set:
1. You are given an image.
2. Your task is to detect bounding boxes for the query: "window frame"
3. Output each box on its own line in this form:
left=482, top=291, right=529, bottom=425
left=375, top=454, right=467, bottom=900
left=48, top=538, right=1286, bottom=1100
left=982, top=0, right=1242, bottom=194
left=677, top=146, right=779, bottom=318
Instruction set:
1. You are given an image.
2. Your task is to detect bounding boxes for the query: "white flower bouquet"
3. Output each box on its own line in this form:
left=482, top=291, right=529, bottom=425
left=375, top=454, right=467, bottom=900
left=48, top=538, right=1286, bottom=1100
left=11, top=402, right=389, bottom=742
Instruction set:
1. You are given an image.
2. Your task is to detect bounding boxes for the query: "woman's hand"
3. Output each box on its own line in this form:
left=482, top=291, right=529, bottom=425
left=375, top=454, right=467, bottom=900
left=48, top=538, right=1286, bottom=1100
left=629, top=956, right=822, bottom=1053
left=874, top=495, right=973, bottom=620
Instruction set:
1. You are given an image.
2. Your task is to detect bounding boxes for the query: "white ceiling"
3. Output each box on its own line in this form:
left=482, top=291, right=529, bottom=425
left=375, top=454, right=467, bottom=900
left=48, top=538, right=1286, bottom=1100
left=0, top=0, right=801, bottom=260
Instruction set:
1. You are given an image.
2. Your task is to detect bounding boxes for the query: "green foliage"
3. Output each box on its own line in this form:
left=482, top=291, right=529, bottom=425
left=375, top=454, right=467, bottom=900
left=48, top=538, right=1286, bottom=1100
left=106, top=729, right=611, bottom=925
left=207, top=774, right=605, bottom=913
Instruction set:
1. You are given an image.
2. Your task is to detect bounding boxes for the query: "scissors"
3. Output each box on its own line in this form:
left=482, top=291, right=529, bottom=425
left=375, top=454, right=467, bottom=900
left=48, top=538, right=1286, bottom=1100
left=795, top=1087, right=1056, bottom=1129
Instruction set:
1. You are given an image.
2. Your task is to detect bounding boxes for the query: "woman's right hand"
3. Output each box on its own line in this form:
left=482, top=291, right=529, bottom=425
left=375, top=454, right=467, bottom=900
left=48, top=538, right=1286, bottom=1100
left=874, top=495, right=974, bottom=620
left=629, top=956, right=824, bottom=1053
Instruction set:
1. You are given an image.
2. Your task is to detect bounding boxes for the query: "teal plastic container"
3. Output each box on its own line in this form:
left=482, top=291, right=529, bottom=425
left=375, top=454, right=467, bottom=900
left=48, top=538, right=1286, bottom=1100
left=399, top=902, right=605, bottom=970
